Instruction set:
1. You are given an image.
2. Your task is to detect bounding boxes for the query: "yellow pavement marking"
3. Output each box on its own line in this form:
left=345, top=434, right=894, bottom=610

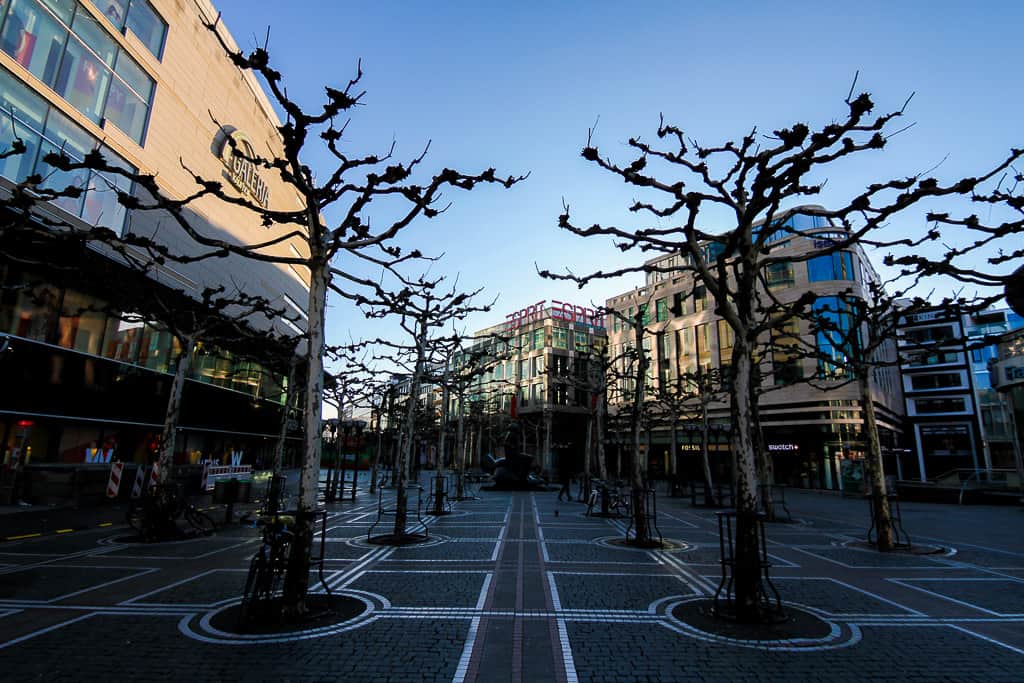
left=5, top=533, right=41, bottom=541
left=56, top=528, right=74, bottom=534
left=98, top=522, right=113, bottom=527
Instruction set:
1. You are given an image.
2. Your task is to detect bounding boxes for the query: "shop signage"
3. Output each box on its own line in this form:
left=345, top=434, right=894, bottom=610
left=1006, top=365, right=1024, bottom=382
left=503, top=300, right=604, bottom=330
left=767, top=443, right=799, bottom=452
left=219, top=130, right=270, bottom=207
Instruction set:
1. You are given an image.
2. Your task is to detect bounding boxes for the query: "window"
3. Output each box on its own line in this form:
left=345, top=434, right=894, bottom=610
left=519, top=359, right=529, bottom=380
left=813, top=296, right=857, bottom=378
left=807, top=251, right=856, bottom=282
left=91, top=0, right=166, bottom=59
left=717, top=319, right=734, bottom=366
left=914, top=397, right=967, bottom=414
left=771, top=320, right=802, bottom=386
left=0, top=0, right=156, bottom=144
left=909, top=373, right=964, bottom=391
left=640, top=303, right=651, bottom=325
left=57, top=288, right=106, bottom=354
left=693, top=285, right=708, bottom=313
left=0, top=68, right=135, bottom=232
left=574, top=331, right=588, bottom=352
left=671, top=291, right=686, bottom=317
left=533, top=355, right=544, bottom=377
left=655, top=297, right=668, bottom=322
left=906, top=350, right=959, bottom=366
left=695, top=322, right=712, bottom=372
left=533, top=327, right=545, bottom=350
left=765, top=261, right=794, bottom=290
left=552, top=326, right=568, bottom=349
left=902, top=325, right=956, bottom=345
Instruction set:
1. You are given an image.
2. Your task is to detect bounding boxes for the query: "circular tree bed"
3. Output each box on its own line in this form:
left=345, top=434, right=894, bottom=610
left=844, top=539, right=947, bottom=555
left=367, top=532, right=430, bottom=546
left=673, top=599, right=832, bottom=640
left=604, top=537, right=688, bottom=551
left=210, top=594, right=365, bottom=635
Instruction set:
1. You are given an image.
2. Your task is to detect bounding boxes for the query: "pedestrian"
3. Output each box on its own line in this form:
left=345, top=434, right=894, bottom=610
left=557, top=466, right=571, bottom=502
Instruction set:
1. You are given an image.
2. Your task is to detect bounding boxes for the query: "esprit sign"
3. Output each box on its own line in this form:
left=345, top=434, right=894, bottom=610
left=504, top=300, right=604, bottom=330
left=219, top=130, right=270, bottom=207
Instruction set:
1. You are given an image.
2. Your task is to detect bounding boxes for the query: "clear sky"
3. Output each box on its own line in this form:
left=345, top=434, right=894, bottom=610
left=210, top=0, right=1022, bottom=345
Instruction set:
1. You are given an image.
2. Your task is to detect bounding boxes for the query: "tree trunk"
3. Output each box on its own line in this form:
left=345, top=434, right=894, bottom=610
left=273, top=359, right=298, bottom=475
left=434, top=368, right=450, bottom=514
left=455, top=389, right=466, bottom=499
left=700, top=394, right=714, bottom=504
left=630, top=313, right=650, bottom=545
left=729, top=337, right=763, bottom=622
left=395, top=318, right=427, bottom=538
left=860, top=370, right=894, bottom=550
left=369, top=404, right=382, bottom=494
left=596, top=394, right=608, bottom=480
left=282, top=250, right=329, bottom=616
left=157, top=334, right=196, bottom=484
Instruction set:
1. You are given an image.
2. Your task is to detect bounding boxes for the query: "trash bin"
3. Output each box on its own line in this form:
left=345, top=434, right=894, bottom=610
left=237, top=479, right=252, bottom=503
left=213, top=478, right=239, bottom=504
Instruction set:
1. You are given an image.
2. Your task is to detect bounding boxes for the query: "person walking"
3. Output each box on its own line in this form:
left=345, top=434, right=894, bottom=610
left=557, top=465, right=572, bottom=502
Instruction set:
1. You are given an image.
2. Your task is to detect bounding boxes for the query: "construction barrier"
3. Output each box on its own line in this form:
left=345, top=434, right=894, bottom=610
left=106, top=463, right=124, bottom=498
left=199, top=463, right=209, bottom=491
left=131, top=465, right=146, bottom=499
left=149, top=462, right=160, bottom=491
left=204, top=464, right=252, bottom=491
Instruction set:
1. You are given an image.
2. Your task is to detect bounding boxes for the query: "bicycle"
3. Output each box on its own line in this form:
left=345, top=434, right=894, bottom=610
left=126, top=481, right=218, bottom=541
left=240, top=513, right=295, bottom=621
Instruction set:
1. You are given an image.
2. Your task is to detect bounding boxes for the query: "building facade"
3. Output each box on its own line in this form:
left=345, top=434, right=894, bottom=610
left=604, top=207, right=905, bottom=490
left=0, top=0, right=307, bottom=476
left=897, top=306, right=1024, bottom=480
left=454, top=301, right=608, bottom=475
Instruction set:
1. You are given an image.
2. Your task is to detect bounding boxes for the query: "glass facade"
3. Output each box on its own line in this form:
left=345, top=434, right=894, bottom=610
left=0, top=0, right=156, bottom=144
left=0, top=66, right=135, bottom=232
left=90, top=0, right=166, bottom=59
left=813, top=296, right=857, bottom=378
left=807, top=251, right=855, bottom=282
left=1, top=269, right=287, bottom=403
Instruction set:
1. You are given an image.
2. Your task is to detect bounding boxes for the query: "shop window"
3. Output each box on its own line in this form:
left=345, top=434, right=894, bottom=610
left=11, top=283, right=59, bottom=341
left=57, top=289, right=106, bottom=354
left=101, top=315, right=142, bottom=362
left=136, top=323, right=172, bottom=372
left=807, top=251, right=855, bottom=282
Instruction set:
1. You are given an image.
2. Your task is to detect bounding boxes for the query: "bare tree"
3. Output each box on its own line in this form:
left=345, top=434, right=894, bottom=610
left=550, top=83, right=1021, bottom=620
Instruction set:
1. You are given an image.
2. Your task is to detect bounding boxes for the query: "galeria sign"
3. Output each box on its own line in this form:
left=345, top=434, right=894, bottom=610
left=219, top=130, right=270, bottom=207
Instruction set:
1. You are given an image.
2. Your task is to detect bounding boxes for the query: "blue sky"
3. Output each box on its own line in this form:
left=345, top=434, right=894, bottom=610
left=211, top=0, right=1023, bottom=341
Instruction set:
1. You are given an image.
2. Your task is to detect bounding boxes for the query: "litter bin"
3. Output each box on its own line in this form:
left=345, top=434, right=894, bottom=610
left=213, top=478, right=238, bottom=504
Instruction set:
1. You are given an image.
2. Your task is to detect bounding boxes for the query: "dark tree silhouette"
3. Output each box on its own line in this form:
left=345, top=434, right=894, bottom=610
left=548, top=83, right=1021, bottom=621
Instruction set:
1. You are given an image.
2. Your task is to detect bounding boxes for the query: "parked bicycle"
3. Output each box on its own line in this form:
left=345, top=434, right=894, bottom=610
left=240, top=513, right=295, bottom=621
left=126, top=481, right=217, bottom=541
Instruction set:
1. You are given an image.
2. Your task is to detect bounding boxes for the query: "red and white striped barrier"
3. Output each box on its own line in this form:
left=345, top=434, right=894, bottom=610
left=200, top=463, right=210, bottom=491
left=131, top=465, right=146, bottom=498
left=149, top=462, right=160, bottom=491
left=106, top=462, right=125, bottom=498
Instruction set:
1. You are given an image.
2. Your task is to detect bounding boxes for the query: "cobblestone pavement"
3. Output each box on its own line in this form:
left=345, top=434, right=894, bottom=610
left=1, top=474, right=1022, bottom=682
